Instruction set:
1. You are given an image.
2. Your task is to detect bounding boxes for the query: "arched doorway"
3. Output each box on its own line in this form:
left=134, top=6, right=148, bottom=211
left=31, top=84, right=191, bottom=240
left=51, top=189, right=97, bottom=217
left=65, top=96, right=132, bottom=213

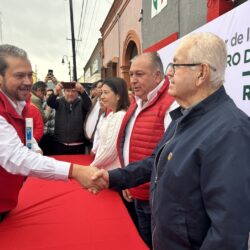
left=121, top=30, right=141, bottom=88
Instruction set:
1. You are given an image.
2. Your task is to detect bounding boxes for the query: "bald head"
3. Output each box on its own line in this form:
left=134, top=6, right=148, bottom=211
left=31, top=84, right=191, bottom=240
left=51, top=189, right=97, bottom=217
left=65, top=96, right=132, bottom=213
left=131, top=52, right=164, bottom=79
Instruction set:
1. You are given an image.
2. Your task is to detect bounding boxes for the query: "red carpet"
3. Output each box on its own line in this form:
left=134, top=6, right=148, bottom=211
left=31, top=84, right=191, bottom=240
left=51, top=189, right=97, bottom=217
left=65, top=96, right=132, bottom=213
left=0, top=155, right=148, bottom=250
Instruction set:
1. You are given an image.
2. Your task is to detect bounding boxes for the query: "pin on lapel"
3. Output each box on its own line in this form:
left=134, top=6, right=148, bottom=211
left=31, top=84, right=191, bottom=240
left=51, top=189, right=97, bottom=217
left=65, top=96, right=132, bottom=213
left=167, top=152, right=173, bottom=161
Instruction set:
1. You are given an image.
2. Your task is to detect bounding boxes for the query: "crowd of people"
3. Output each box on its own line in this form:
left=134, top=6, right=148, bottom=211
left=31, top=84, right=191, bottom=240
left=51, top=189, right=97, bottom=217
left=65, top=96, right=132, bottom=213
left=0, top=32, right=250, bottom=250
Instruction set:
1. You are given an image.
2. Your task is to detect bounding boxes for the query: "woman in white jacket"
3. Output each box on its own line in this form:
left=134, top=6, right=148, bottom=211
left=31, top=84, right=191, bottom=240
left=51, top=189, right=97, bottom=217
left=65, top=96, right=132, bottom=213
left=90, top=77, right=130, bottom=170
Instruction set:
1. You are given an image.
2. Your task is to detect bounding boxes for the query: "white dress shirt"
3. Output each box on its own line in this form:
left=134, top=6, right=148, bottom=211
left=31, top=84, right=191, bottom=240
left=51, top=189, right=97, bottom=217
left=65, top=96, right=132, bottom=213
left=123, top=81, right=178, bottom=166
left=85, top=100, right=101, bottom=140
left=0, top=91, right=70, bottom=180
left=91, top=113, right=106, bottom=154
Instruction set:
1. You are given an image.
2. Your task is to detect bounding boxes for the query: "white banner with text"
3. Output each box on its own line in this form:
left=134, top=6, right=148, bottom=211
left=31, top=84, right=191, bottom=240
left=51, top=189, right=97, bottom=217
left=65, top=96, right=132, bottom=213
left=158, top=1, right=250, bottom=115
left=151, top=0, right=168, bottom=18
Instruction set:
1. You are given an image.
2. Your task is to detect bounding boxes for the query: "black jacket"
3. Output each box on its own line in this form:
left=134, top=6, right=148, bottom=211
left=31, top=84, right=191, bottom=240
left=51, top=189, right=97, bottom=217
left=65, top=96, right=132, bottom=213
left=109, top=86, right=250, bottom=250
left=47, top=91, right=91, bottom=143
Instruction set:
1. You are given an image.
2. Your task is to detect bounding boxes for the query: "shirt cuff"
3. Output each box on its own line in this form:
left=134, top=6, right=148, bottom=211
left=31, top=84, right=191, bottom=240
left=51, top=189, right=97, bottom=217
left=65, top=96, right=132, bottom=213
left=68, top=163, right=74, bottom=179
left=108, top=168, right=124, bottom=189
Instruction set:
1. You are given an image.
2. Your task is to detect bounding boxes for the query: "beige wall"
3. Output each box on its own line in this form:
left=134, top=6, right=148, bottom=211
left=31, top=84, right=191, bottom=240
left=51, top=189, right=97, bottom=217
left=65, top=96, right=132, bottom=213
left=102, top=0, right=142, bottom=77
left=103, top=24, right=119, bottom=65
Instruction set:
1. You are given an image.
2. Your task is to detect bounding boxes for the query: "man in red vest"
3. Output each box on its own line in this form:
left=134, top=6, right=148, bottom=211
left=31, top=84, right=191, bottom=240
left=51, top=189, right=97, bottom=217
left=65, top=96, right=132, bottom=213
left=91, top=32, right=250, bottom=250
left=0, top=44, right=103, bottom=222
left=116, top=52, right=176, bottom=248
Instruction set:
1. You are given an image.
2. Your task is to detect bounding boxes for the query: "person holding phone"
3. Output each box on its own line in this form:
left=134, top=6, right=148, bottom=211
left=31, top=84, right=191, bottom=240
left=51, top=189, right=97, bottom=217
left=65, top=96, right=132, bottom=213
left=46, top=81, right=91, bottom=155
left=45, top=69, right=58, bottom=90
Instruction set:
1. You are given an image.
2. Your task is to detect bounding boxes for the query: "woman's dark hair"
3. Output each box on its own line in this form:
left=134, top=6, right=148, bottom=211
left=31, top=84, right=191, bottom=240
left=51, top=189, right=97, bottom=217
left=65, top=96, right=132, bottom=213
left=102, top=77, right=130, bottom=112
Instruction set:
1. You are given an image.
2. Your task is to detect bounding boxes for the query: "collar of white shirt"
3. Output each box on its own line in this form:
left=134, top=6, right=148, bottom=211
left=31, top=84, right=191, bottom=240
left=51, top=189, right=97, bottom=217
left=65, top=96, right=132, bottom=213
left=134, top=80, right=164, bottom=109
left=0, top=89, right=26, bottom=116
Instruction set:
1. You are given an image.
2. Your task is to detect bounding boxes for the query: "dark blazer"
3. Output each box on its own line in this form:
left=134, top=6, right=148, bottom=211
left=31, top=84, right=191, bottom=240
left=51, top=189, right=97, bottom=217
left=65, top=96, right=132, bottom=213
left=109, top=86, right=250, bottom=250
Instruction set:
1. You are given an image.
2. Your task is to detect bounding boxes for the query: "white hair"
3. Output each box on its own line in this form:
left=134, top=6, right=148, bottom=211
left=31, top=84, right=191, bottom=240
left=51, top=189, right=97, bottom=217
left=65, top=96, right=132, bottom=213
left=181, top=32, right=227, bottom=87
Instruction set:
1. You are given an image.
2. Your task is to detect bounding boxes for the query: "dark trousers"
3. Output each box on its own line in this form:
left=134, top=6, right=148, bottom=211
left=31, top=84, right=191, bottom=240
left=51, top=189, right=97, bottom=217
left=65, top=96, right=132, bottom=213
left=120, top=193, right=139, bottom=229
left=121, top=193, right=152, bottom=249
left=52, top=141, right=86, bottom=155
left=39, top=134, right=55, bottom=156
left=134, top=199, right=152, bottom=249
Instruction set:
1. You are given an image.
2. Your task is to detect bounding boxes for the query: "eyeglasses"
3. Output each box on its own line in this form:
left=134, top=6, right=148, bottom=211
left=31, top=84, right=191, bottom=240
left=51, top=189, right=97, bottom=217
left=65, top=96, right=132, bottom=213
left=166, top=63, right=216, bottom=75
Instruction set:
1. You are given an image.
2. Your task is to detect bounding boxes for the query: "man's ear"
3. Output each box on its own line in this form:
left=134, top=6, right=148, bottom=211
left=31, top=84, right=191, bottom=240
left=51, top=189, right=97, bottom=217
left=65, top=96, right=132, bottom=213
left=196, top=64, right=209, bottom=86
left=197, top=72, right=202, bottom=78
left=155, top=70, right=162, bottom=83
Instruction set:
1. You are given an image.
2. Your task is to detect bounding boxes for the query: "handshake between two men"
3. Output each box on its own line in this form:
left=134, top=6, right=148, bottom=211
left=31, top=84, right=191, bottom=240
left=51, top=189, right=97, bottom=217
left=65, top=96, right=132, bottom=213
left=71, top=165, right=110, bottom=193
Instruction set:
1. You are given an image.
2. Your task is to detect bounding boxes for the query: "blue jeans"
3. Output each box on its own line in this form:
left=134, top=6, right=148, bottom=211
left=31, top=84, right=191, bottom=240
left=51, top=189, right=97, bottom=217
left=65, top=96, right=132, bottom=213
left=134, top=199, right=152, bottom=249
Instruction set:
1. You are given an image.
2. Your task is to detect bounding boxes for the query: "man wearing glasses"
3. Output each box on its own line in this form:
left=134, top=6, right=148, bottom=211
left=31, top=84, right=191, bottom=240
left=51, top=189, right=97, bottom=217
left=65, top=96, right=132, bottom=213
left=91, top=32, right=250, bottom=249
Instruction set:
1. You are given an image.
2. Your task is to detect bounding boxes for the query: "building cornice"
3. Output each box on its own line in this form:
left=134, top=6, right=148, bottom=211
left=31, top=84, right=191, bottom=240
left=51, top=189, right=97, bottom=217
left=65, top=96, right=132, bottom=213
left=100, top=0, right=130, bottom=40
